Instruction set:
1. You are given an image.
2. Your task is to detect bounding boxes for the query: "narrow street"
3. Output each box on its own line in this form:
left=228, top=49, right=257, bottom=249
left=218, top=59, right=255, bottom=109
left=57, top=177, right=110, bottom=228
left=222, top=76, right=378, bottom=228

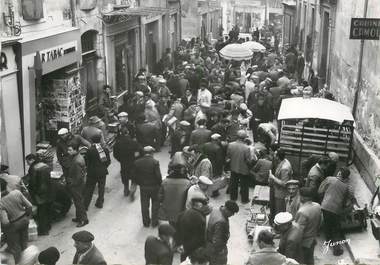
left=31, top=146, right=355, bottom=265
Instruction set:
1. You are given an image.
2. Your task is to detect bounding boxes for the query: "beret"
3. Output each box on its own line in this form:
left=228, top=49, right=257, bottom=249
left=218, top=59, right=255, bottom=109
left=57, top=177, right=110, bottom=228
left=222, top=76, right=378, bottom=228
left=211, top=133, right=222, bottom=140
left=240, top=103, right=248, bottom=110
left=72, top=230, right=94, bottom=242
left=274, top=212, right=293, bottom=225
left=89, top=116, right=101, bottom=124
left=198, top=176, right=213, bottom=185
left=179, top=120, right=191, bottom=127
left=58, top=128, right=69, bottom=135
left=143, top=146, right=155, bottom=153
left=237, top=130, right=248, bottom=139
left=328, top=152, right=339, bottom=162
left=38, top=247, right=60, bottom=264
left=285, top=180, right=300, bottom=186
left=117, top=112, right=128, bottom=117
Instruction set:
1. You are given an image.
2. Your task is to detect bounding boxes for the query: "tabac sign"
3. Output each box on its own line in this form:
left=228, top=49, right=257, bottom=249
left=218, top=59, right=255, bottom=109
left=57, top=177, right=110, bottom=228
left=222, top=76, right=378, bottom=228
left=350, top=18, right=380, bottom=40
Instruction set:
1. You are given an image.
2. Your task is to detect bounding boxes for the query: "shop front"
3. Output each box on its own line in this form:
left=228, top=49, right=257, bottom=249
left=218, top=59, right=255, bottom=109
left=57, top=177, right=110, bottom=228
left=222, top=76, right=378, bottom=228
left=103, top=14, right=140, bottom=98
left=0, top=38, right=24, bottom=176
left=19, top=27, right=82, bottom=160
left=282, top=0, right=297, bottom=48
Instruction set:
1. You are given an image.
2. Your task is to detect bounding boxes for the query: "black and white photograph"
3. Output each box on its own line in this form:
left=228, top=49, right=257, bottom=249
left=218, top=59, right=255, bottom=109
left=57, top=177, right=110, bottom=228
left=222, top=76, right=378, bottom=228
left=1, top=0, right=380, bottom=264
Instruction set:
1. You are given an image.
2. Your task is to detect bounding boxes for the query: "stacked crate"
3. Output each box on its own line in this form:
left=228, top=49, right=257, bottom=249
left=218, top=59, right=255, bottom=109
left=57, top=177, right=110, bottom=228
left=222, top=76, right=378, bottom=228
left=44, top=74, right=86, bottom=134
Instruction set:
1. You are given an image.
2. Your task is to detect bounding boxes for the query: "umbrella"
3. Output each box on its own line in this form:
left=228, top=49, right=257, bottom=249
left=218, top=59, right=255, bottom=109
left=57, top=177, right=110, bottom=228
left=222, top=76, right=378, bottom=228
left=241, top=41, right=266, bottom=53
left=219, top=43, right=253, bottom=61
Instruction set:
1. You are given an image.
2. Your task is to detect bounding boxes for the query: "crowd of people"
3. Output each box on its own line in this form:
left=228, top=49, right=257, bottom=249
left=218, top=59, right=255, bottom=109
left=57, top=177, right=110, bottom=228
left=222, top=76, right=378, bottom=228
left=0, top=34, right=360, bottom=265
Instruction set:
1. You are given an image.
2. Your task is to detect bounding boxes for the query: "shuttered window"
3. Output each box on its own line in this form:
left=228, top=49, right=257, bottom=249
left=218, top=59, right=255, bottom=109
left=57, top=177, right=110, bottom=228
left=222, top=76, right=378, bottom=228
left=22, top=0, right=44, bottom=20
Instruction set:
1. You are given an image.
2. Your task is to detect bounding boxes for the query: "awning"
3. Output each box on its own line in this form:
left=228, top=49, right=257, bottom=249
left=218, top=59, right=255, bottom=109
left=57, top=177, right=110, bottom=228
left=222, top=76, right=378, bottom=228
left=278, top=97, right=355, bottom=126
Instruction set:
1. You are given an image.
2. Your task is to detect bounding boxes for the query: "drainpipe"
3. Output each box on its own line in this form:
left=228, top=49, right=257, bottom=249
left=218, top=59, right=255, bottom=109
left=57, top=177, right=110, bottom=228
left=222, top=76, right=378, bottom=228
left=352, top=0, right=369, bottom=119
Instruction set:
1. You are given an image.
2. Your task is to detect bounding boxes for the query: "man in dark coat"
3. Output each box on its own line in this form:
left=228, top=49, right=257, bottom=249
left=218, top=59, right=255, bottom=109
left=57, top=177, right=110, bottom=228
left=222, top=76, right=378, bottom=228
left=133, top=146, right=162, bottom=227
left=305, top=156, right=330, bottom=201
left=206, top=200, right=239, bottom=265
left=170, top=121, right=191, bottom=157
left=202, top=134, right=225, bottom=179
left=189, top=119, right=212, bottom=147
left=274, top=212, right=303, bottom=263
left=145, top=224, right=176, bottom=265
left=226, top=130, right=252, bottom=203
left=113, top=125, right=141, bottom=196
left=72, top=230, right=106, bottom=265
left=211, top=118, right=229, bottom=141
left=56, top=128, right=91, bottom=177
left=297, top=52, right=305, bottom=82
left=26, top=154, right=53, bottom=235
left=135, top=115, right=160, bottom=150
left=294, top=187, right=322, bottom=265
left=66, top=144, right=88, bottom=227
left=181, top=88, right=197, bottom=109
left=83, top=135, right=111, bottom=209
left=177, top=198, right=207, bottom=261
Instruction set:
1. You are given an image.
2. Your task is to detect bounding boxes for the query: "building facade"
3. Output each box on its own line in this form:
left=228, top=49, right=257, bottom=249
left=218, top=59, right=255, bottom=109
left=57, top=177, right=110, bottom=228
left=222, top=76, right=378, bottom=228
left=181, top=0, right=222, bottom=41
left=221, top=0, right=282, bottom=35
left=0, top=0, right=180, bottom=175
left=290, top=0, right=380, bottom=190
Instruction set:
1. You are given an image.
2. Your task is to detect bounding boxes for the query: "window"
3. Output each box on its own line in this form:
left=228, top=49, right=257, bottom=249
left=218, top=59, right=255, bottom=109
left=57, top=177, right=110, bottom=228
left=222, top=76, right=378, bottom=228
left=22, top=0, right=43, bottom=20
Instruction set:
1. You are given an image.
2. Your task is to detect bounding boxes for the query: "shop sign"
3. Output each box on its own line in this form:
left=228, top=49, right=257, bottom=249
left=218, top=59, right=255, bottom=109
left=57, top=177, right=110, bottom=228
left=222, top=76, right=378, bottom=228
left=39, top=41, right=77, bottom=63
left=350, top=18, right=380, bottom=40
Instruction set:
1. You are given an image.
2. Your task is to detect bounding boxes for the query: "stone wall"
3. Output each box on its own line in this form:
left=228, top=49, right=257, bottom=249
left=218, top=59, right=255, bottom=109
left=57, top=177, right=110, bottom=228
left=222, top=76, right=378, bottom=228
left=330, top=0, right=380, bottom=159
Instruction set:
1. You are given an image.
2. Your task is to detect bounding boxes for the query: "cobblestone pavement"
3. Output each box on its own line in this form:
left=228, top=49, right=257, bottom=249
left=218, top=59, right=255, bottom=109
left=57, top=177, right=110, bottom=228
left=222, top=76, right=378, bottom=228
left=29, top=146, right=378, bottom=265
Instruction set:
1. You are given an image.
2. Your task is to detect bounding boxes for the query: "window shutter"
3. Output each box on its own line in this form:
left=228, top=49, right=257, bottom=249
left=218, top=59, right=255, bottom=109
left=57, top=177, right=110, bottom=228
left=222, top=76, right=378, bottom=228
left=22, top=0, right=44, bottom=20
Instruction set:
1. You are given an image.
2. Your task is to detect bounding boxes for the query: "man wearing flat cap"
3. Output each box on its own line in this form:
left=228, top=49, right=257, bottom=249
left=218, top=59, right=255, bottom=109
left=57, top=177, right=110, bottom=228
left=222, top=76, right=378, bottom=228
left=56, top=128, right=91, bottom=177
left=285, top=180, right=301, bottom=218
left=206, top=200, right=239, bottom=265
left=145, top=224, right=176, bottom=265
left=72, top=230, right=106, bottom=265
left=203, top=133, right=225, bottom=197
left=226, top=130, right=252, bottom=203
left=274, top=212, right=302, bottom=263
left=81, top=116, right=107, bottom=146
left=117, top=112, right=135, bottom=138
left=189, top=119, right=212, bottom=147
left=186, top=176, right=213, bottom=210
left=170, top=121, right=191, bottom=157
left=133, top=146, right=162, bottom=227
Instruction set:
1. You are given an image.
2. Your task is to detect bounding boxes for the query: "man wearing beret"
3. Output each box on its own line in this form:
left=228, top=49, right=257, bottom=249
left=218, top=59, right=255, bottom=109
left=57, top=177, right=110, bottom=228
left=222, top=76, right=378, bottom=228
left=133, top=146, right=162, bottom=227
left=72, top=230, right=106, bottom=265
left=38, top=247, right=60, bottom=265
left=274, top=212, right=302, bottom=263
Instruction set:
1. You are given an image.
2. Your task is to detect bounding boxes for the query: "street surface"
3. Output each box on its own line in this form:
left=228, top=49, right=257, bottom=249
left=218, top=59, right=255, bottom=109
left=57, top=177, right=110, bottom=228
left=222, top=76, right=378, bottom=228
left=31, top=146, right=360, bottom=265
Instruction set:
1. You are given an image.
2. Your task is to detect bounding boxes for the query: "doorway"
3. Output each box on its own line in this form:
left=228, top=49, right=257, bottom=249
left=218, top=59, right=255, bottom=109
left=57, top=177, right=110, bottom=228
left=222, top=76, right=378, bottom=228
left=319, top=11, right=330, bottom=78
